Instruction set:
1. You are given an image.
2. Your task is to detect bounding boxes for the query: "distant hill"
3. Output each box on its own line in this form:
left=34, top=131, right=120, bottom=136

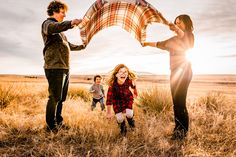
left=0, top=74, right=236, bottom=85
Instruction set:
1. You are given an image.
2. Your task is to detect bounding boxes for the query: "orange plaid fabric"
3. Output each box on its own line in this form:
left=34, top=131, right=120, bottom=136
left=79, top=1, right=169, bottom=45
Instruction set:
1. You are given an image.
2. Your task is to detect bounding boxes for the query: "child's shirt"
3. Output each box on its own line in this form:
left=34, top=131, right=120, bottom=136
left=90, top=84, right=105, bottom=99
left=106, top=79, right=135, bottom=113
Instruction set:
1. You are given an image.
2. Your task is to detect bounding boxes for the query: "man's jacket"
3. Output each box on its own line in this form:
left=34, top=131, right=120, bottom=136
left=41, top=18, right=84, bottom=69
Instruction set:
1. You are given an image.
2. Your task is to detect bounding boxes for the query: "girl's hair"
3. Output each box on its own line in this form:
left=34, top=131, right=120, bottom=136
left=94, top=75, right=102, bottom=82
left=174, top=14, right=194, bottom=32
left=47, top=1, right=68, bottom=16
left=106, top=64, right=137, bottom=86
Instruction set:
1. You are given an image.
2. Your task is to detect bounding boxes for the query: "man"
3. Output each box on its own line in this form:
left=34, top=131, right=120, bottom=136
left=41, top=1, right=85, bottom=132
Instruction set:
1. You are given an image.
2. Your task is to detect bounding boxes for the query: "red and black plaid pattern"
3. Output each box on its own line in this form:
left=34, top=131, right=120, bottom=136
left=106, top=79, right=135, bottom=113
left=79, top=1, right=168, bottom=45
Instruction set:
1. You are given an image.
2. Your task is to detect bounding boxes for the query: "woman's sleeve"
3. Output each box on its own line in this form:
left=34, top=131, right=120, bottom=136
left=157, top=36, right=177, bottom=51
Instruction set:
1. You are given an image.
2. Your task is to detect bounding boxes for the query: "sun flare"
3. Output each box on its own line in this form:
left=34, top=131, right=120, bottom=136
left=186, top=38, right=216, bottom=73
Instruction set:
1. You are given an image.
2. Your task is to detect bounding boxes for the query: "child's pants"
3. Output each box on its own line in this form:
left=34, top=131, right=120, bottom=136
left=91, top=97, right=105, bottom=111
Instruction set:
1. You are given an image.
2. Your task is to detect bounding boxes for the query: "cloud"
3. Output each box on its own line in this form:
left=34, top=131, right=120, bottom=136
left=0, top=0, right=236, bottom=74
left=196, top=1, right=236, bottom=36
left=217, top=54, right=236, bottom=58
left=0, top=1, right=45, bottom=62
left=0, top=36, right=21, bottom=56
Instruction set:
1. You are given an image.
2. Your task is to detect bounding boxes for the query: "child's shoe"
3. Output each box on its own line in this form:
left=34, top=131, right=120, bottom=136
left=127, top=117, right=135, bottom=128
left=119, top=121, right=127, bottom=136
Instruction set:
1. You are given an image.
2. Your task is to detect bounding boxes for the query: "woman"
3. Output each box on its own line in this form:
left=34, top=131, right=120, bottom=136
left=143, top=14, right=194, bottom=140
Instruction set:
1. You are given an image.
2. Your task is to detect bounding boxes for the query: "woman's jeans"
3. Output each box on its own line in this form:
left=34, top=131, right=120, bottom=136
left=170, top=64, right=192, bottom=134
left=45, top=69, right=69, bottom=130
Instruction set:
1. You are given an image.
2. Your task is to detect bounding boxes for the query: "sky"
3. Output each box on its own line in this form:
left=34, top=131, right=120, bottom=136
left=0, top=0, right=236, bottom=75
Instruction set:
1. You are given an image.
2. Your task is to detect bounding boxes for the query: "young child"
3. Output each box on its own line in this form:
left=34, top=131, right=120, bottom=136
left=106, top=64, right=138, bottom=135
left=89, top=75, right=105, bottom=111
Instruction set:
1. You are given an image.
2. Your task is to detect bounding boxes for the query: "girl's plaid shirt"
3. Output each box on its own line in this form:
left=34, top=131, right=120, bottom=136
left=106, top=79, right=135, bottom=113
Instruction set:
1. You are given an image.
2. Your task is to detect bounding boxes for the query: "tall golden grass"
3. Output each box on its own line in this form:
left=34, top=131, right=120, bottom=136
left=0, top=82, right=235, bottom=157
left=137, top=87, right=172, bottom=114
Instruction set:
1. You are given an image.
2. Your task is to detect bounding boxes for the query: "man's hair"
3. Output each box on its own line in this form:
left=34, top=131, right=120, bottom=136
left=47, top=1, right=68, bottom=16
left=94, top=75, right=102, bottom=82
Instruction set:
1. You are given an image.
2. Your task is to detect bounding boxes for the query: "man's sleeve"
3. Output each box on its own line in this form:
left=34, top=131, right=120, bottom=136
left=42, top=20, right=73, bottom=35
left=69, top=42, right=85, bottom=51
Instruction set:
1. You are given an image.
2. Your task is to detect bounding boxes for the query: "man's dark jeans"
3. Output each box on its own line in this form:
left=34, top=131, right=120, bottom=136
left=170, top=63, right=192, bottom=135
left=45, top=69, right=69, bottom=130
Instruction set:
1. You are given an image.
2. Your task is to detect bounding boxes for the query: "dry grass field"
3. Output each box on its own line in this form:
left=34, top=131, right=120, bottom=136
left=0, top=74, right=235, bottom=157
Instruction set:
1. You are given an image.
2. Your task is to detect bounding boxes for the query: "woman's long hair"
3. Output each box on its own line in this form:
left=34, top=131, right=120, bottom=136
left=174, top=14, right=194, bottom=32
left=175, top=14, right=194, bottom=48
left=106, top=64, right=137, bottom=87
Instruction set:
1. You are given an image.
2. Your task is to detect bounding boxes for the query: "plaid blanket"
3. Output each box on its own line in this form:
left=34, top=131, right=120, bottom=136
left=79, top=1, right=169, bottom=45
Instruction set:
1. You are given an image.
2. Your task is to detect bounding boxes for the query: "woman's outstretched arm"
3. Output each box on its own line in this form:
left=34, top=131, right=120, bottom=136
left=96, top=0, right=103, bottom=8
left=142, top=42, right=167, bottom=50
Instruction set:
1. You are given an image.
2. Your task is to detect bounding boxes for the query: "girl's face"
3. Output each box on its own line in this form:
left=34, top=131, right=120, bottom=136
left=175, top=18, right=186, bottom=31
left=116, top=67, right=128, bottom=84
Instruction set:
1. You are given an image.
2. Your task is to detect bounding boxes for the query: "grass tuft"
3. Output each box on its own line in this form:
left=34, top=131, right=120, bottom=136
left=137, top=87, right=172, bottom=114
left=196, top=91, right=226, bottom=112
left=68, top=87, right=92, bottom=102
left=0, top=84, right=18, bottom=109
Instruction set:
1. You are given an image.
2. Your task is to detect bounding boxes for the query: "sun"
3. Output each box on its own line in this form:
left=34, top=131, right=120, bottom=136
left=186, top=37, right=216, bottom=73
left=186, top=47, right=202, bottom=65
